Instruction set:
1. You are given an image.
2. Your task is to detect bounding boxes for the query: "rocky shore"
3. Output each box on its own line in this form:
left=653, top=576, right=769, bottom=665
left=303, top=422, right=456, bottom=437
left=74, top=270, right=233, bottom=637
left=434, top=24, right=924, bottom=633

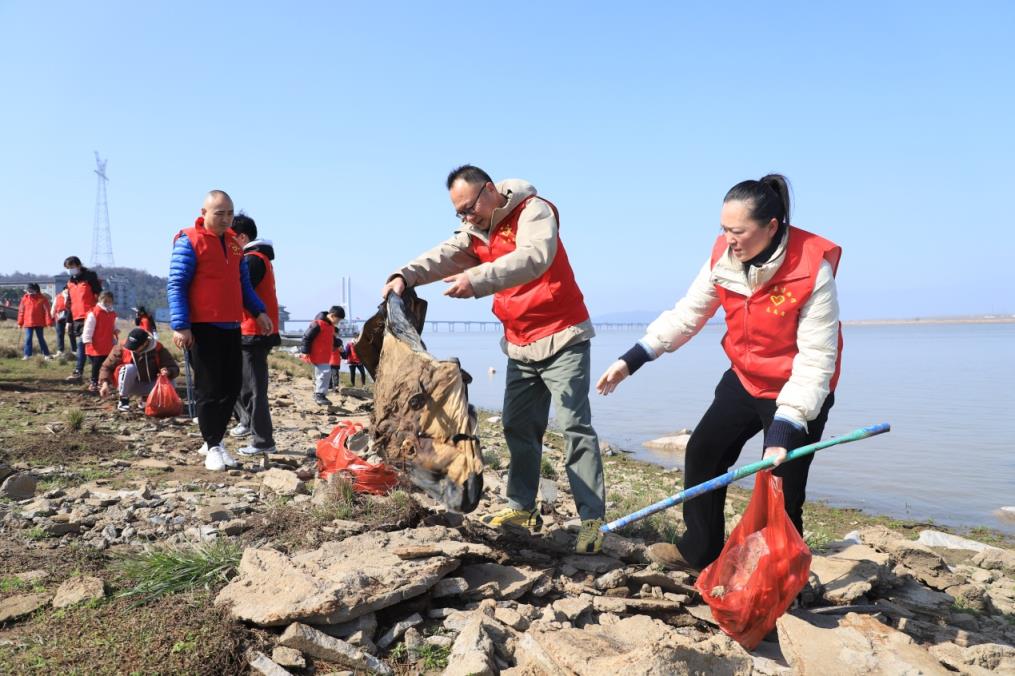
left=1, top=330, right=1014, bottom=674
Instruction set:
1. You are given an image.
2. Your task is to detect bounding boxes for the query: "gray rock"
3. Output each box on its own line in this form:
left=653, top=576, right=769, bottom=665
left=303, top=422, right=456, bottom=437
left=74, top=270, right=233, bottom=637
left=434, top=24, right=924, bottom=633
left=0, top=593, right=51, bottom=623
left=431, top=577, right=470, bottom=598
left=1, top=472, right=36, bottom=500
left=216, top=526, right=463, bottom=626
left=972, top=547, right=1015, bottom=575
left=929, top=641, right=1015, bottom=675
left=594, top=568, right=628, bottom=591
left=278, top=622, right=392, bottom=675
left=442, top=613, right=504, bottom=676
left=808, top=544, right=892, bottom=604
left=376, top=612, right=423, bottom=649
left=270, top=646, right=306, bottom=669
left=261, top=468, right=306, bottom=496
left=197, top=506, right=232, bottom=523
left=458, top=563, right=545, bottom=601
left=52, top=576, right=105, bottom=608
left=248, top=650, right=293, bottom=676
left=552, top=595, right=594, bottom=621
left=858, top=525, right=962, bottom=590
left=562, top=553, right=623, bottom=574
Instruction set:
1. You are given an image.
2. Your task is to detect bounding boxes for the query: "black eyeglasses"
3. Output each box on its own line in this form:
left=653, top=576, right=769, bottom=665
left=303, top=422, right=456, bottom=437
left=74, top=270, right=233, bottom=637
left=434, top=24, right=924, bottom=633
left=455, top=184, right=487, bottom=220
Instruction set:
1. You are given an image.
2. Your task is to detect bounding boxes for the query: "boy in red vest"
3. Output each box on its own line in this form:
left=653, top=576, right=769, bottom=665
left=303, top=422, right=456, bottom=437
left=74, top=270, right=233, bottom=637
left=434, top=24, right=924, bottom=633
left=381, top=165, right=606, bottom=554
left=301, top=306, right=344, bottom=406
left=168, top=190, right=271, bottom=472
left=63, top=255, right=103, bottom=382
left=17, top=283, right=53, bottom=359
left=82, top=291, right=118, bottom=392
left=228, top=213, right=282, bottom=457
left=99, top=328, right=180, bottom=412
left=343, top=338, right=368, bottom=386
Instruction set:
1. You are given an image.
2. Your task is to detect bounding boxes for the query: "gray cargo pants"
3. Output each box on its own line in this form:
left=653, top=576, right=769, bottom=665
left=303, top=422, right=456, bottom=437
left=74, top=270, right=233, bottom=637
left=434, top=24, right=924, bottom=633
left=502, top=340, right=605, bottom=521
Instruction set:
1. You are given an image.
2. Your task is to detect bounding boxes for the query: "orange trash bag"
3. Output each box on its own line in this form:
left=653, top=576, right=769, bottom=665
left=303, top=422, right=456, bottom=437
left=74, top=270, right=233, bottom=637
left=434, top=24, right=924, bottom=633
left=316, top=421, right=399, bottom=495
left=144, top=373, right=184, bottom=418
left=695, top=470, right=812, bottom=649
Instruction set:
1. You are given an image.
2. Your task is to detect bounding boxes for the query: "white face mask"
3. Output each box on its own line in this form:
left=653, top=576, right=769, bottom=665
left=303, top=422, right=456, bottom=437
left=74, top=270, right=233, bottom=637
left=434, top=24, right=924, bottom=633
left=67, top=267, right=81, bottom=276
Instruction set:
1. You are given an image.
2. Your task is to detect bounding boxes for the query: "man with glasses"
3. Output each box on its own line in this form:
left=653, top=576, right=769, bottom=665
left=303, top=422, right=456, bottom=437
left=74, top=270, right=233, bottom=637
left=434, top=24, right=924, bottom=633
left=381, top=165, right=606, bottom=554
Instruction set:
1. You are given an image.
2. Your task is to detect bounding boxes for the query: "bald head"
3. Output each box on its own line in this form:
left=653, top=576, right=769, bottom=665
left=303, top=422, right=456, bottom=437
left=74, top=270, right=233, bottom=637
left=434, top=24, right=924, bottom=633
left=201, top=190, right=234, bottom=235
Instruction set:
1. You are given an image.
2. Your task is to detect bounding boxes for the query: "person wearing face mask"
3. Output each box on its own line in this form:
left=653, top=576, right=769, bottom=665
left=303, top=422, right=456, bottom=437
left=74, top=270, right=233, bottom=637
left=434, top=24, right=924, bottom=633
left=380, top=165, right=606, bottom=555
left=63, top=256, right=103, bottom=382
left=17, top=283, right=53, bottom=359
left=99, top=328, right=180, bottom=412
left=81, top=290, right=119, bottom=393
left=167, top=190, right=271, bottom=472
left=596, top=174, right=842, bottom=572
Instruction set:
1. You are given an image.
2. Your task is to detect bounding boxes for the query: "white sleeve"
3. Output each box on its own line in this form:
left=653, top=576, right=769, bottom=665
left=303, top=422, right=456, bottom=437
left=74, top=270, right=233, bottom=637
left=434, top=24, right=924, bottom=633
left=82, top=313, right=96, bottom=344
left=640, top=259, right=722, bottom=357
left=775, top=260, right=840, bottom=428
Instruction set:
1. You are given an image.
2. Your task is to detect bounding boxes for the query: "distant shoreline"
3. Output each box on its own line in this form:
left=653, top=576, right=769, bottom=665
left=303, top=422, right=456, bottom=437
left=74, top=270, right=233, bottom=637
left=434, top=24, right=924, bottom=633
left=842, top=316, right=1015, bottom=326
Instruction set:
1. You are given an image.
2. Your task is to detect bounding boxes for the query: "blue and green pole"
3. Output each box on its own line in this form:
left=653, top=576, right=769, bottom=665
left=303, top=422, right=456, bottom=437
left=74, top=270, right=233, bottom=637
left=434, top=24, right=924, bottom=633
left=601, top=423, right=891, bottom=534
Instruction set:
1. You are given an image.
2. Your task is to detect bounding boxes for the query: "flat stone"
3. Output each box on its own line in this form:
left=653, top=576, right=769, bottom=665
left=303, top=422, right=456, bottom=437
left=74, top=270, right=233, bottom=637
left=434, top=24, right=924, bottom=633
left=216, top=526, right=462, bottom=626
left=858, top=525, right=962, bottom=590
left=443, top=613, right=506, bottom=676
left=459, top=563, right=545, bottom=600
left=132, top=458, right=172, bottom=471
left=45, top=521, right=84, bottom=537
left=376, top=612, right=423, bottom=649
left=52, top=576, right=105, bottom=608
left=13, top=569, right=50, bottom=584
left=971, top=547, right=1015, bottom=575
left=249, top=650, right=293, bottom=676
left=260, top=468, right=306, bottom=496
left=1, top=472, right=36, bottom=500
left=0, top=593, right=51, bottom=623
left=562, top=553, right=623, bottom=574
left=278, top=622, right=392, bottom=675
left=432, top=576, right=470, bottom=598
left=493, top=606, right=527, bottom=630
left=929, top=641, right=1015, bottom=675
left=884, top=577, right=955, bottom=618
left=552, top=595, right=594, bottom=621
left=197, top=506, right=232, bottom=523
left=642, top=434, right=690, bottom=452
left=592, top=596, right=687, bottom=614
left=594, top=568, right=628, bottom=591
left=809, top=545, right=892, bottom=604
left=628, top=568, right=695, bottom=595
left=777, top=610, right=949, bottom=675
left=515, top=614, right=753, bottom=674
left=271, top=646, right=306, bottom=669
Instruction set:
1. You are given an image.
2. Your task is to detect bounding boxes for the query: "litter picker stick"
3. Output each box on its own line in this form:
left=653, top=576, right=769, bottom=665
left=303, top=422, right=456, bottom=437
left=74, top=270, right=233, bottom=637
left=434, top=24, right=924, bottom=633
left=183, top=348, right=196, bottom=420
left=601, top=423, right=890, bottom=534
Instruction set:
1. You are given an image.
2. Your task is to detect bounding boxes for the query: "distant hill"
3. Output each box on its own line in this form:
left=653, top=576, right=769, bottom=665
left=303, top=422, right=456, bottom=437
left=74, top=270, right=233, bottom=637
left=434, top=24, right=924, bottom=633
left=0, top=267, right=167, bottom=314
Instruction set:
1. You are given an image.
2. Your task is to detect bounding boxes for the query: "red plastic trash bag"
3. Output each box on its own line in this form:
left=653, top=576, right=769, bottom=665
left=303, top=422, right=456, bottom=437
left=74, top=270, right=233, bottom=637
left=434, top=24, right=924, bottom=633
left=695, top=470, right=812, bottom=649
left=316, top=421, right=399, bottom=495
left=144, top=374, right=184, bottom=418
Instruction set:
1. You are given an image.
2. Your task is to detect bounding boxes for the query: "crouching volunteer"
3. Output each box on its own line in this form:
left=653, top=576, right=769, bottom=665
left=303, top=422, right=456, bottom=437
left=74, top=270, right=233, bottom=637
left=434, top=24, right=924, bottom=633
left=168, top=190, right=272, bottom=472
left=597, top=174, right=842, bottom=571
left=381, top=165, right=606, bottom=555
left=99, top=328, right=180, bottom=411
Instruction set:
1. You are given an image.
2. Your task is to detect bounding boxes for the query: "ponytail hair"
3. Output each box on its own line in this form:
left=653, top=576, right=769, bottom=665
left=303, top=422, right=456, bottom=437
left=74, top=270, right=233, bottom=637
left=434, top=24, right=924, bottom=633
left=723, top=173, right=791, bottom=226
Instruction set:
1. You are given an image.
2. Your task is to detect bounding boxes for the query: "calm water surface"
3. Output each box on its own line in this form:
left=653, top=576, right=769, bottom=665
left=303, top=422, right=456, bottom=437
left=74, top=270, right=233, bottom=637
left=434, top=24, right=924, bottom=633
left=420, top=323, right=1015, bottom=534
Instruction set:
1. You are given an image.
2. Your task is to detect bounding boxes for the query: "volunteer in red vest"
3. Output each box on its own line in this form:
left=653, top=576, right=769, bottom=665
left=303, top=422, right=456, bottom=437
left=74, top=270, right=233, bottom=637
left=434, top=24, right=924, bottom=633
left=52, top=287, right=76, bottom=355
left=343, top=338, right=367, bottom=386
left=329, top=333, right=344, bottom=392
left=82, top=290, right=119, bottom=393
left=597, top=174, right=842, bottom=572
left=99, top=328, right=180, bottom=412
left=63, top=255, right=103, bottom=381
left=381, top=165, right=606, bottom=555
left=17, top=282, right=53, bottom=359
left=168, top=190, right=271, bottom=472
left=227, top=213, right=282, bottom=456
left=301, top=305, right=344, bottom=407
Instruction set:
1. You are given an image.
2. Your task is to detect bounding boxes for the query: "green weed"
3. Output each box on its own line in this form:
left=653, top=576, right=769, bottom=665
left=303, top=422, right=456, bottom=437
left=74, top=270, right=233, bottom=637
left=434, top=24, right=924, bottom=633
left=117, top=541, right=241, bottom=604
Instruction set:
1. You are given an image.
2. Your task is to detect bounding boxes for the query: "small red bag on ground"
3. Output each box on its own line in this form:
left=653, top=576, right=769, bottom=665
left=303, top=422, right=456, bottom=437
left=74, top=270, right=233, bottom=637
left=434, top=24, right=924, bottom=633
left=316, top=421, right=399, bottom=495
left=144, top=374, right=184, bottom=418
left=695, top=470, right=812, bottom=650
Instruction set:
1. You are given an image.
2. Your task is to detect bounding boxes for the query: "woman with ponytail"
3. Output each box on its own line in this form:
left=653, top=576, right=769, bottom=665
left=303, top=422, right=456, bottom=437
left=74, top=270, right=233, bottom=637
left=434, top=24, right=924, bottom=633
left=596, top=174, right=842, bottom=571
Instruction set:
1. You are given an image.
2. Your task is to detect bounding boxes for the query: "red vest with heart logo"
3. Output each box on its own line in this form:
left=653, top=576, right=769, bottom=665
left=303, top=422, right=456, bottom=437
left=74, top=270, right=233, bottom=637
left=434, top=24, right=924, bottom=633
left=240, top=250, right=279, bottom=337
left=176, top=219, right=244, bottom=324
left=469, top=196, right=590, bottom=346
left=710, top=226, right=843, bottom=399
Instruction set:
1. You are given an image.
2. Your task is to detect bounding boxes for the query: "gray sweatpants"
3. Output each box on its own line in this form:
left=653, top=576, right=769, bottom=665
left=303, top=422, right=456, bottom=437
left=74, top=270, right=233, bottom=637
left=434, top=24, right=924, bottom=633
left=117, top=364, right=157, bottom=400
left=313, top=364, right=331, bottom=395
left=502, top=340, right=606, bottom=521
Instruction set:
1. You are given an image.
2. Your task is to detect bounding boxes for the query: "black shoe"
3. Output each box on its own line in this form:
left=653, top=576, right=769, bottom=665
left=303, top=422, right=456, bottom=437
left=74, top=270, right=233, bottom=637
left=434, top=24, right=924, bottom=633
left=313, top=394, right=331, bottom=406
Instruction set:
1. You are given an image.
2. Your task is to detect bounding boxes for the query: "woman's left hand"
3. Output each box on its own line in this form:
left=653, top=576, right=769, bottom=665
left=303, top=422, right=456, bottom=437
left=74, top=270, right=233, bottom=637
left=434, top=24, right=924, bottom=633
left=763, top=446, right=787, bottom=466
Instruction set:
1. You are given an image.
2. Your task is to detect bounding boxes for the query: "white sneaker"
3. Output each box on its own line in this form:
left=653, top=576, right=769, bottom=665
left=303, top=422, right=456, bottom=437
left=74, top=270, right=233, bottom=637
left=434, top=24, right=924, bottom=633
left=204, top=446, right=227, bottom=471
left=238, top=445, right=275, bottom=457
left=197, top=442, right=209, bottom=456
left=220, top=448, right=238, bottom=468
left=229, top=423, right=251, bottom=438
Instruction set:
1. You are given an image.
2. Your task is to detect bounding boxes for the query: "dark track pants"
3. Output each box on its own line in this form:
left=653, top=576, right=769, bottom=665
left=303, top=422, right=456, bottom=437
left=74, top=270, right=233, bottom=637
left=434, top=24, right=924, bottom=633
left=677, top=369, right=834, bottom=569
left=190, top=324, right=242, bottom=447
left=233, top=344, right=274, bottom=449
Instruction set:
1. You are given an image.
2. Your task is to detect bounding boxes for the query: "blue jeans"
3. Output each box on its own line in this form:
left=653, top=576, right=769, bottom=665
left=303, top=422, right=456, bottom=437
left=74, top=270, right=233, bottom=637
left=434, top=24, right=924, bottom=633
left=23, top=327, right=50, bottom=357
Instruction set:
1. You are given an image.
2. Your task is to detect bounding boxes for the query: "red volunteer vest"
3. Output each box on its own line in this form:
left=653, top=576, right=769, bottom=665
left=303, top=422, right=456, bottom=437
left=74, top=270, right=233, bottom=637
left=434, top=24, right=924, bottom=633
left=309, top=319, right=335, bottom=364
left=330, top=344, right=343, bottom=367
left=54, top=293, right=67, bottom=316
left=710, top=225, right=843, bottom=399
left=68, top=278, right=97, bottom=320
left=346, top=342, right=360, bottom=365
left=86, top=306, right=117, bottom=356
left=468, top=196, right=589, bottom=345
left=176, top=219, right=244, bottom=323
left=240, top=250, right=279, bottom=336
left=18, top=294, right=51, bottom=327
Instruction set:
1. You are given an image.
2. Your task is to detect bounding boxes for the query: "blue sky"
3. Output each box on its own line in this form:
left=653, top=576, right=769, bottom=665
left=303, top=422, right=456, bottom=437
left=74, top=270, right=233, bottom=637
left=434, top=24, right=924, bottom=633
left=1, top=1, right=1012, bottom=322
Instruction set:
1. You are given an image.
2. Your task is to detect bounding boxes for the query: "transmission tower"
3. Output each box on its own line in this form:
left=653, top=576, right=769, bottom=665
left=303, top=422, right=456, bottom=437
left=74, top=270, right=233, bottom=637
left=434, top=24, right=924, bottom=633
left=90, top=151, right=115, bottom=267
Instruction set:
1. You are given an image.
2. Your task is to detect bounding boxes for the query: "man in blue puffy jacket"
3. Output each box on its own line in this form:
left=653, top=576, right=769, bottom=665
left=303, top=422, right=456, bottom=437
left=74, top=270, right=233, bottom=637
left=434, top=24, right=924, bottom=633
left=168, top=190, right=271, bottom=471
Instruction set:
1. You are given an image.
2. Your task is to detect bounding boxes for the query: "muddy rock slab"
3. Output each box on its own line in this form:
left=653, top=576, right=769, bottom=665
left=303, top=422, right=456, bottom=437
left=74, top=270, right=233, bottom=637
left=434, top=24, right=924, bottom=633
left=459, top=563, right=546, bottom=600
left=809, top=544, right=892, bottom=604
left=515, top=614, right=753, bottom=675
left=261, top=468, right=307, bottom=496
left=858, top=525, right=962, bottom=590
left=216, top=527, right=462, bottom=626
left=52, top=576, right=105, bottom=608
left=278, top=622, right=392, bottom=675
left=1, top=472, right=36, bottom=500
left=0, top=593, right=51, bottom=623
left=777, top=610, right=948, bottom=675
left=971, top=547, right=1015, bottom=575
left=929, top=641, right=1015, bottom=675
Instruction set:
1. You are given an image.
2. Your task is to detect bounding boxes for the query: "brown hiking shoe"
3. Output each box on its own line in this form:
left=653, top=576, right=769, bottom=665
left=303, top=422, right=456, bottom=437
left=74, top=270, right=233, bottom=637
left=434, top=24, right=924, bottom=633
left=646, top=543, right=698, bottom=572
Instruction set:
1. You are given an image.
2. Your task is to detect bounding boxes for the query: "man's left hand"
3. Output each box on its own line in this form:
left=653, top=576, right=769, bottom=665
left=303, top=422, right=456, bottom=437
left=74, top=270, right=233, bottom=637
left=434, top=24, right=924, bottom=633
left=255, top=313, right=273, bottom=334
left=764, top=446, right=788, bottom=467
left=443, top=273, right=475, bottom=298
